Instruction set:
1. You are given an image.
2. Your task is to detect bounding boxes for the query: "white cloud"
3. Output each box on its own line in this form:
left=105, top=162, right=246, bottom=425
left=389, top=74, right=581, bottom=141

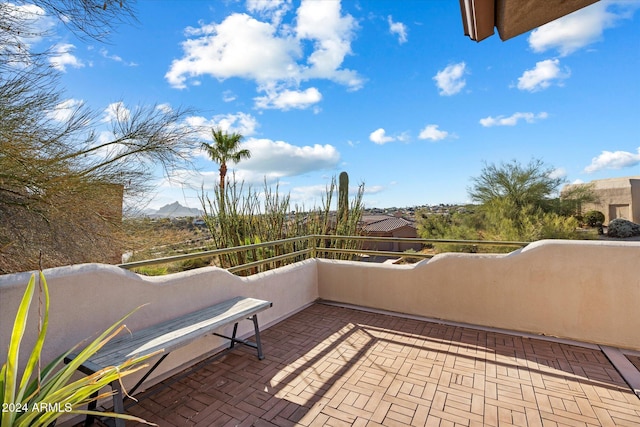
left=246, top=0, right=292, bottom=25
left=166, top=0, right=362, bottom=110
left=295, top=0, right=362, bottom=87
left=186, top=112, right=260, bottom=139
left=479, top=112, right=548, bottom=127
left=254, top=86, right=322, bottom=110
left=49, top=43, right=85, bottom=72
left=388, top=15, right=408, bottom=44
left=4, top=3, right=55, bottom=55
left=433, top=62, right=466, bottom=96
left=155, top=103, right=173, bottom=114
left=369, top=128, right=395, bottom=145
left=528, top=1, right=638, bottom=56
left=102, top=102, right=130, bottom=123
left=418, top=124, right=449, bottom=141
left=46, top=99, right=84, bottom=122
left=99, top=48, right=137, bottom=66
left=239, top=138, right=341, bottom=177
left=584, top=147, right=640, bottom=173
left=222, top=90, right=237, bottom=102
left=165, top=13, right=299, bottom=89
left=517, top=59, right=570, bottom=92
left=549, top=167, right=567, bottom=179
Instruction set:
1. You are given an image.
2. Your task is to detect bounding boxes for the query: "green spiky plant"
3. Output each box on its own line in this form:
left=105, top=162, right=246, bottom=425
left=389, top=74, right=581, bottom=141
left=1, top=272, right=156, bottom=426
left=200, top=174, right=365, bottom=273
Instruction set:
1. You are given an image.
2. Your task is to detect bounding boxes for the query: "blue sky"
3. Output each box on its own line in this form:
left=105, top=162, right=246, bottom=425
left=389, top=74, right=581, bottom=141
left=44, top=0, right=640, bottom=210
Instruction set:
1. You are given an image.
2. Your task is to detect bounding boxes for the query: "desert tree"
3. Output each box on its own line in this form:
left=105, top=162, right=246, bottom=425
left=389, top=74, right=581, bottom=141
left=0, top=1, right=203, bottom=273
left=468, top=159, right=564, bottom=212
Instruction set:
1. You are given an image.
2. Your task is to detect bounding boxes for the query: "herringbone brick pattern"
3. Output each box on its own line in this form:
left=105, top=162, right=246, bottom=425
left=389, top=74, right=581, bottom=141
left=118, top=304, right=640, bottom=426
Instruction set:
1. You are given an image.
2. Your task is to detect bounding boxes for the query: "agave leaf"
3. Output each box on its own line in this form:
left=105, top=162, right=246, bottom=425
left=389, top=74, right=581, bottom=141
left=0, top=361, right=6, bottom=402
left=40, top=305, right=142, bottom=398
left=20, top=349, right=72, bottom=402
left=16, top=271, right=50, bottom=403
left=1, top=273, right=36, bottom=427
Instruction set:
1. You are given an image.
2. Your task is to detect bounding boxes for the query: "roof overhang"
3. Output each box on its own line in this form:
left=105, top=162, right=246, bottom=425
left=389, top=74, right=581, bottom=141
left=459, top=0, right=600, bottom=42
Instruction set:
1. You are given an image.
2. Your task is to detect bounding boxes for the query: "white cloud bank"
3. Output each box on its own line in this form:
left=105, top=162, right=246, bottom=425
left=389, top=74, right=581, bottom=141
left=584, top=147, right=640, bottom=173
left=165, top=0, right=361, bottom=111
left=528, top=1, right=639, bottom=56
left=433, top=62, right=467, bottom=96
left=479, top=112, right=548, bottom=127
left=240, top=138, right=340, bottom=178
left=517, top=59, right=570, bottom=92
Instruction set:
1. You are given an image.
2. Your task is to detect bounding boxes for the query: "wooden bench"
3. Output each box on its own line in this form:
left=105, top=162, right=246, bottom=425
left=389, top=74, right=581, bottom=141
left=65, top=296, right=272, bottom=427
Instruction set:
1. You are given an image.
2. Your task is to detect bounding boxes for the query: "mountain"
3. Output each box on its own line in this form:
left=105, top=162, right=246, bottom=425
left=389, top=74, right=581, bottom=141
left=147, top=202, right=203, bottom=218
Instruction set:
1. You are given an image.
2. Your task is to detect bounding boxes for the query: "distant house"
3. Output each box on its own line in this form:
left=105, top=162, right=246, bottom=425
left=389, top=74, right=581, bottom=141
left=564, top=176, right=640, bottom=224
left=361, top=215, right=422, bottom=252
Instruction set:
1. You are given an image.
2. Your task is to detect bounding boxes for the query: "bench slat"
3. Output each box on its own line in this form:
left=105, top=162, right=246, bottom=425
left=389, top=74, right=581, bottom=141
left=88, top=296, right=272, bottom=369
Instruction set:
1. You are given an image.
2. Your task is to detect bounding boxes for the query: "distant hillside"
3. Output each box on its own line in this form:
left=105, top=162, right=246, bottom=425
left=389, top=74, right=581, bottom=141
left=146, top=202, right=203, bottom=218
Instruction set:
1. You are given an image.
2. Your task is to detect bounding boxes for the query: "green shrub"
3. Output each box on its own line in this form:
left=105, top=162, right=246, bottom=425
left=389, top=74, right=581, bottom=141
left=179, top=257, right=212, bottom=271
left=583, top=210, right=605, bottom=227
left=133, top=265, right=169, bottom=276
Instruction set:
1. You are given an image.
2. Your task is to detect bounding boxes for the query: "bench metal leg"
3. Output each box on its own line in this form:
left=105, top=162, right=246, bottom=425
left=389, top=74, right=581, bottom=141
left=252, top=315, right=265, bottom=360
left=84, top=392, right=99, bottom=427
left=111, top=380, right=126, bottom=427
left=229, top=322, right=239, bottom=350
left=216, top=316, right=265, bottom=360
left=129, top=353, right=169, bottom=397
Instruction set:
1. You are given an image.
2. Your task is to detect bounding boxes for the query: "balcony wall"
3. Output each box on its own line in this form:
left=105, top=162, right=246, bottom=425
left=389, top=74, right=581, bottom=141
left=0, top=260, right=318, bottom=387
left=317, top=239, right=640, bottom=351
left=1, top=239, right=639, bottom=392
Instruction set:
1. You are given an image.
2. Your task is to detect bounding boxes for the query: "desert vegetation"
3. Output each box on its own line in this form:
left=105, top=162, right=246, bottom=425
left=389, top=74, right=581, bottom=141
left=199, top=173, right=365, bottom=274
left=417, top=159, right=599, bottom=253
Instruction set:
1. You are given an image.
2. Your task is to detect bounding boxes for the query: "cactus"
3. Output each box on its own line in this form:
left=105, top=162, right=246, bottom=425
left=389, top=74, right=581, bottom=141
left=338, top=171, right=349, bottom=224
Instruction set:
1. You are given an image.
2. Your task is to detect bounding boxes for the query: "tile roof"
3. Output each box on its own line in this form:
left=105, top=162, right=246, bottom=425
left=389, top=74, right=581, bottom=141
left=362, top=216, right=416, bottom=233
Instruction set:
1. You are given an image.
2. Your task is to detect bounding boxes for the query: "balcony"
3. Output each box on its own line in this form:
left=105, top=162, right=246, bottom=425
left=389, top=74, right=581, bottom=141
left=1, top=238, right=639, bottom=425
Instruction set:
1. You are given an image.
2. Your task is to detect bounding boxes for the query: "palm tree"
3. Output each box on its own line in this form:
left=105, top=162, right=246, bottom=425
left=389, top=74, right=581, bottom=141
left=201, top=127, right=251, bottom=194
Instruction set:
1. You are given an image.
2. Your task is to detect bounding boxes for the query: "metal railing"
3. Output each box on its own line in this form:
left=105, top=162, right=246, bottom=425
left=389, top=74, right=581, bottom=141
left=118, top=235, right=528, bottom=275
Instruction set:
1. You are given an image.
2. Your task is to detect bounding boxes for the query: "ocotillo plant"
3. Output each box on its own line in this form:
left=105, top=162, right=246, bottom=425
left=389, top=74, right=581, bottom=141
left=200, top=174, right=365, bottom=273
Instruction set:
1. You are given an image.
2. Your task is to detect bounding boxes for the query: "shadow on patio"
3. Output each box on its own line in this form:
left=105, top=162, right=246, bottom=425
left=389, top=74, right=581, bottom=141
left=94, top=303, right=639, bottom=426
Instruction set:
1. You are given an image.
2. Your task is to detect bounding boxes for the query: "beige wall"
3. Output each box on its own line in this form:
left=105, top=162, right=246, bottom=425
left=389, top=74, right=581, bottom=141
left=571, top=176, right=640, bottom=224
left=0, top=260, right=318, bottom=391
left=317, top=240, right=640, bottom=351
left=2, top=239, right=640, bottom=406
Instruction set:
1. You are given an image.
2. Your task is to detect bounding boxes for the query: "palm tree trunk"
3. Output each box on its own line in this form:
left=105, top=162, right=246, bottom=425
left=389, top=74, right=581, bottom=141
left=219, top=163, right=227, bottom=193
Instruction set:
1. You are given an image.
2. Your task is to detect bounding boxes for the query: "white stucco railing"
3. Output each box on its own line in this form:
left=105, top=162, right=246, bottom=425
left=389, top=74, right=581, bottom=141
left=1, top=239, right=639, bottom=397
left=317, top=239, right=640, bottom=351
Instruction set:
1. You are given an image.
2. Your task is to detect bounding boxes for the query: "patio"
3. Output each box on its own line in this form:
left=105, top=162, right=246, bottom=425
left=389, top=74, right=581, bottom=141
left=117, top=303, right=640, bottom=427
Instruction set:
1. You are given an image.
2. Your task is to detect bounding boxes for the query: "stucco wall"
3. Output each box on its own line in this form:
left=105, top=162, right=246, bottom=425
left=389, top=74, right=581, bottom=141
left=568, top=176, right=640, bottom=223
left=0, top=260, right=318, bottom=389
left=317, top=239, right=640, bottom=351
left=2, top=238, right=639, bottom=402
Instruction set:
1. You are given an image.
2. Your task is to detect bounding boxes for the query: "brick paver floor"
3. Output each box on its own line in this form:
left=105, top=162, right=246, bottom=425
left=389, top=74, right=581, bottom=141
left=113, top=303, right=640, bottom=426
